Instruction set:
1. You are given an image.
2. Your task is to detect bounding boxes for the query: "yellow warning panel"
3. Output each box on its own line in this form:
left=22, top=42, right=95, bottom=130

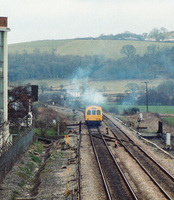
left=65, top=135, right=69, bottom=144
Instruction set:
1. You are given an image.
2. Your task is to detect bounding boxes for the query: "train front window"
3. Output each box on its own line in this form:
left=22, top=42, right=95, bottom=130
left=87, top=110, right=91, bottom=115
left=92, top=110, right=96, bottom=115
left=97, top=110, right=101, bottom=115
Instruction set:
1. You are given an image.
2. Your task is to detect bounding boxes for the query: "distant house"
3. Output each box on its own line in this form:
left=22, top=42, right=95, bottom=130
left=67, top=90, right=80, bottom=97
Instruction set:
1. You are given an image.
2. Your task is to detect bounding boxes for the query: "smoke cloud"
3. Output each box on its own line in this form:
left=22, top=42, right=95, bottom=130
left=69, top=67, right=105, bottom=106
left=82, top=89, right=105, bottom=105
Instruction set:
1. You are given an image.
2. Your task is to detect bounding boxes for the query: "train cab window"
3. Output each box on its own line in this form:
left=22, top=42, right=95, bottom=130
left=97, top=110, right=101, bottom=115
left=87, top=110, right=91, bottom=115
left=92, top=110, right=96, bottom=115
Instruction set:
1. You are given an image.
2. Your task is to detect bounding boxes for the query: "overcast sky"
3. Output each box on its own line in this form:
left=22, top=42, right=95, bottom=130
left=1, top=0, right=174, bottom=44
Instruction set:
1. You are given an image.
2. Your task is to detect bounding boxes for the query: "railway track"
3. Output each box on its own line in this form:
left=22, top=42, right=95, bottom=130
left=103, top=114, right=174, bottom=200
left=88, top=126, right=138, bottom=200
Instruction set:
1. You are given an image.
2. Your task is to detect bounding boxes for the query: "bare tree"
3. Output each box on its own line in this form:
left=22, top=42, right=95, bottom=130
left=8, top=85, right=30, bottom=122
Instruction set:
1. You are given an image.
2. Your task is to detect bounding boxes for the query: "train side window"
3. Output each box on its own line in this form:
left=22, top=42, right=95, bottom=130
left=92, top=110, right=96, bottom=115
left=97, top=110, right=101, bottom=115
left=87, top=110, right=91, bottom=115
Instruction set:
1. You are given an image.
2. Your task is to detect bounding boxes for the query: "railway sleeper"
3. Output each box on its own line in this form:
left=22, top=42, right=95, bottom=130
left=103, top=135, right=135, bottom=146
left=91, top=134, right=102, bottom=139
left=68, top=158, right=76, bottom=164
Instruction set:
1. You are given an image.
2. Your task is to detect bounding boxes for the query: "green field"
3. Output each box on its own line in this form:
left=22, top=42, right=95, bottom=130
left=9, top=40, right=69, bottom=55
left=103, top=104, right=174, bottom=115
left=9, top=39, right=174, bottom=60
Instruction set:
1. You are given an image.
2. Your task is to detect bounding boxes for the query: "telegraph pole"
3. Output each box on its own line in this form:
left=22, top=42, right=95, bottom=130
left=144, top=82, right=149, bottom=112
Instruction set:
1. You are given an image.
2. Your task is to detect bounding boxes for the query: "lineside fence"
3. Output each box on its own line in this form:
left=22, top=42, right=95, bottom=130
left=0, top=128, right=35, bottom=183
left=0, top=122, right=12, bottom=153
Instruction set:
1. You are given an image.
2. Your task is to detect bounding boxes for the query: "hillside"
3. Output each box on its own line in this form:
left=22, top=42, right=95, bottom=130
left=8, top=39, right=174, bottom=60
left=8, top=37, right=174, bottom=82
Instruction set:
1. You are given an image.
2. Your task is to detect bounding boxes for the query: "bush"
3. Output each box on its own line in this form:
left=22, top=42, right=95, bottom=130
left=123, top=107, right=139, bottom=115
left=108, top=107, right=119, bottom=114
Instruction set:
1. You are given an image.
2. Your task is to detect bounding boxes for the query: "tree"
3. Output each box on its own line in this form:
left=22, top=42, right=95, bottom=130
left=8, top=85, right=31, bottom=125
left=159, top=27, right=168, bottom=41
left=142, top=33, right=148, bottom=40
left=149, top=27, right=168, bottom=41
left=149, top=28, right=160, bottom=41
left=137, top=87, right=171, bottom=106
left=125, top=83, right=140, bottom=98
left=39, top=82, right=48, bottom=93
left=146, top=45, right=158, bottom=55
left=157, top=81, right=174, bottom=97
left=35, top=107, right=58, bottom=137
left=60, top=84, right=64, bottom=89
left=120, top=45, right=136, bottom=58
left=33, top=48, right=41, bottom=54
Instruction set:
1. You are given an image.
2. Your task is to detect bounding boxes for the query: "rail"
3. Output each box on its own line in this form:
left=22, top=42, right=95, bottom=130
left=97, top=127, right=138, bottom=200
left=88, top=126, right=138, bottom=200
left=104, top=114, right=174, bottom=180
left=77, top=122, right=82, bottom=200
left=107, top=114, right=174, bottom=159
left=103, top=114, right=174, bottom=200
left=88, top=126, right=112, bottom=200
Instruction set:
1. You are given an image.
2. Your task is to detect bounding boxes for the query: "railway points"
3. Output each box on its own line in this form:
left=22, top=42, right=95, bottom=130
left=102, top=113, right=174, bottom=199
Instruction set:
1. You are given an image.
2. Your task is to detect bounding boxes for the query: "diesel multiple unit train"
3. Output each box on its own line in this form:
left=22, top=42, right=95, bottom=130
left=85, top=105, right=102, bottom=126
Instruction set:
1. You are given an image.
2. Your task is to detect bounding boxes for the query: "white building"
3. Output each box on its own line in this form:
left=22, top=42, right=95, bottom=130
left=0, top=17, right=10, bottom=149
